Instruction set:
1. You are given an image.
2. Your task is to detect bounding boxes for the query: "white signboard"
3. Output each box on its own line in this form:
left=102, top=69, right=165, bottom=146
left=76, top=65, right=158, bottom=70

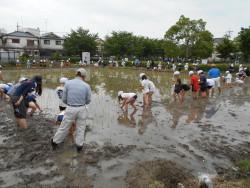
left=82, top=52, right=90, bottom=64
left=201, top=59, right=208, bottom=64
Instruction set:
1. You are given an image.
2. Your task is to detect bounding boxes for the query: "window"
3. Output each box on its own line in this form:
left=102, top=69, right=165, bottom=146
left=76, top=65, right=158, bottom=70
left=12, top=39, right=20, bottom=43
left=27, top=40, right=34, bottom=46
left=56, top=40, right=62, bottom=45
left=44, top=40, right=50, bottom=45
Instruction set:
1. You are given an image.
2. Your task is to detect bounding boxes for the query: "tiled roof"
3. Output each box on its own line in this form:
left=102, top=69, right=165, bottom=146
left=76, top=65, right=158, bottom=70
left=41, top=32, right=62, bottom=39
left=5, top=31, right=37, bottom=38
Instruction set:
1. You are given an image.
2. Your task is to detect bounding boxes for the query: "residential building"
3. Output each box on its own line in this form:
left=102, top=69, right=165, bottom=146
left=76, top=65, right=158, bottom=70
left=0, top=31, right=39, bottom=62
left=40, top=32, right=64, bottom=57
left=0, top=29, right=64, bottom=62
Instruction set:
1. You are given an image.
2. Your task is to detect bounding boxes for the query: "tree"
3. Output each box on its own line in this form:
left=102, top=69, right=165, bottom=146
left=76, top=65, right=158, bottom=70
left=103, top=31, right=135, bottom=58
left=164, top=15, right=213, bottom=58
left=216, top=35, right=236, bottom=60
left=63, top=27, right=98, bottom=56
left=238, top=27, right=250, bottom=62
left=162, top=40, right=181, bottom=58
left=192, top=31, right=214, bottom=58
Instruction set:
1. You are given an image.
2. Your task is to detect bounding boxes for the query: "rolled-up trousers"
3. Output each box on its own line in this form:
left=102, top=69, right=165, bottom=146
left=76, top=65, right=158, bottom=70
left=53, top=106, right=87, bottom=146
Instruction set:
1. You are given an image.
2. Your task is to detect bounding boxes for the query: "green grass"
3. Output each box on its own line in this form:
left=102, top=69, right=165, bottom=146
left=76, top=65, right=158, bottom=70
left=241, top=178, right=250, bottom=187
left=238, top=160, right=250, bottom=173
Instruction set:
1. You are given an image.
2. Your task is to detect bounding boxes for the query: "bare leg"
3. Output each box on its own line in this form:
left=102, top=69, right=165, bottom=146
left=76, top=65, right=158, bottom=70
left=29, top=102, right=37, bottom=115
left=16, top=118, right=28, bottom=129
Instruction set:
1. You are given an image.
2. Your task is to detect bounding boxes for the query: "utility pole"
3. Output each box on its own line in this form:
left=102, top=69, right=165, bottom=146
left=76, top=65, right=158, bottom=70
left=227, top=30, right=233, bottom=38
left=16, top=22, right=20, bottom=31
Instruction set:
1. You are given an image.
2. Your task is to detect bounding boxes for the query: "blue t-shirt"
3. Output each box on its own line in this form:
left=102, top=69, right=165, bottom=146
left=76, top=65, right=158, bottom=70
left=26, top=93, right=37, bottom=103
left=208, top=68, right=221, bottom=78
left=3, top=84, right=12, bottom=94
left=13, top=81, right=36, bottom=97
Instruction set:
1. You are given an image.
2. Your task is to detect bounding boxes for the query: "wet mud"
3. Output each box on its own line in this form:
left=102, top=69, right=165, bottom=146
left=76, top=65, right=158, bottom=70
left=0, top=68, right=250, bottom=187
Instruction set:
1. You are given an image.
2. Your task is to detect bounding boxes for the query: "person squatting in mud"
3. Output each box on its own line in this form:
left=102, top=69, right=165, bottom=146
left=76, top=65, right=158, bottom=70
left=51, top=68, right=91, bottom=152
left=118, top=91, right=137, bottom=111
left=10, top=76, right=42, bottom=129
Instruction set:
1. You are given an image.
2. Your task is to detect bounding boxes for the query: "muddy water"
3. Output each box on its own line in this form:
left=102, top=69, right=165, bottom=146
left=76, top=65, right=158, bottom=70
left=1, top=67, right=250, bottom=188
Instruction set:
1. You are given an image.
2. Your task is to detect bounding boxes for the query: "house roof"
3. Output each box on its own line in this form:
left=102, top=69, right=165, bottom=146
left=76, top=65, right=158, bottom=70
left=41, top=32, right=62, bottom=40
left=5, top=31, right=37, bottom=38
left=213, top=38, right=224, bottom=44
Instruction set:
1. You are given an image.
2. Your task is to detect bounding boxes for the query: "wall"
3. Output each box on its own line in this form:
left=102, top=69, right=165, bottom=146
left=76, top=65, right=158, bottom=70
left=4, top=37, right=39, bottom=49
left=40, top=39, right=63, bottom=50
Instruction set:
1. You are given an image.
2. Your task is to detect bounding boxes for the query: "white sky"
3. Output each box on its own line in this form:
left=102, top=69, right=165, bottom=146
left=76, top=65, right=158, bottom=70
left=0, top=0, right=249, bottom=39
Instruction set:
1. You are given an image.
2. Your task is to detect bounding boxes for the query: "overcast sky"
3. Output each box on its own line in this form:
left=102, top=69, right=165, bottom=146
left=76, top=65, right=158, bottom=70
left=0, top=0, right=249, bottom=39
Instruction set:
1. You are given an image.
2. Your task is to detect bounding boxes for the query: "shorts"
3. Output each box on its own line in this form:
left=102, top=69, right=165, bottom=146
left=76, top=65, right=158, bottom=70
left=212, top=77, right=221, bottom=88
left=128, top=95, right=137, bottom=103
left=200, top=85, right=207, bottom=92
left=182, top=84, right=190, bottom=91
left=207, top=86, right=213, bottom=89
left=11, top=96, right=27, bottom=119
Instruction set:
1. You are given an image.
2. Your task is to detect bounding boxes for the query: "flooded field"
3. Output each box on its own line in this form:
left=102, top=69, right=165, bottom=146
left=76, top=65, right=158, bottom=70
left=0, top=67, right=250, bottom=188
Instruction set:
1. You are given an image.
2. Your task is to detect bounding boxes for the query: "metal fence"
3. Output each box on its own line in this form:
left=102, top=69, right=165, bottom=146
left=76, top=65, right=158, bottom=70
left=0, top=51, right=20, bottom=63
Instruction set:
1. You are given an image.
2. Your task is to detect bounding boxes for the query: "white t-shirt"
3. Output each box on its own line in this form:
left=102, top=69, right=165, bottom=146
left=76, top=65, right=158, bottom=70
left=148, top=80, right=155, bottom=92
left=121, top=93, right=136, bottom=99
left=0, top=84, right=8, bottom=89
left=56, top=86, right=67, bottom=108
left=141, top=79, right=150, bottom=94
left=225, top=73, right=232, bottom=83
left=206, top=79, right=215, bottom=87
left=141, top=79, right=155, bottom=94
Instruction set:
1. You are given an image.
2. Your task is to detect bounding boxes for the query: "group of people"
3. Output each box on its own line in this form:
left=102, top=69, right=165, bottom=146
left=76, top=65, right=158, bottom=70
left=172, top=64, right=248, bottom=104
left=118, top=73, right=155, bottom=112
left=0, top=63, right=248, bottom=153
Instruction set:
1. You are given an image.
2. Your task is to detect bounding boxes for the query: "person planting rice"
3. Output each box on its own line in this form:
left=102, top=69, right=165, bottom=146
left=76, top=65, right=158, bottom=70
left=139, top=73, right=155, bottom=107
left=208, top=64, right=221, bottom=95
left=118, top=91, right=137, bottom=111
left=0, top=83, right=13, bottom=100
left=189, top=71, right=200, bottom=99
left=206, top=78, right=215, bottom=97
left=56, top=77, right=68, bottom=111
left=224, top=71, right=232, bottom=87
left=26, top=92, right=42, bottom=116
left=10, top=76, right=42, bottom=129
left=197, top=70, right=207, bottom=98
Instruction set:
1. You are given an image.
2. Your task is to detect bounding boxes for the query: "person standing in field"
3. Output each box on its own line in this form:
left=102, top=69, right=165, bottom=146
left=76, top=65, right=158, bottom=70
left=197, top=70, right=207, bottom=98
left=189, top=71, right=200, bottom=99
left=51, top=68, right=91, bottom=152
left=208, top=64, right=221, bottom=95
left=139, top=73, right=155, bottom=107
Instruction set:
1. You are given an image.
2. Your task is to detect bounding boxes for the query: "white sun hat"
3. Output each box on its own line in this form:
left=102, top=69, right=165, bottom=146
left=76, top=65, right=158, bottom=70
left=173, top=71, right=180, bottom=76
left=197, top=70, right=203, bottom=75
left=19, top=77, right=28, bottom=83
left=226, top=71, right=230, bottom=74
left=59, top=77, right=68, bottom=84
left=139, top=73, right=146, bottom=79
left=189, top=71, right=194, bottom=76
left=118, top=91, right=123, bottom=97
